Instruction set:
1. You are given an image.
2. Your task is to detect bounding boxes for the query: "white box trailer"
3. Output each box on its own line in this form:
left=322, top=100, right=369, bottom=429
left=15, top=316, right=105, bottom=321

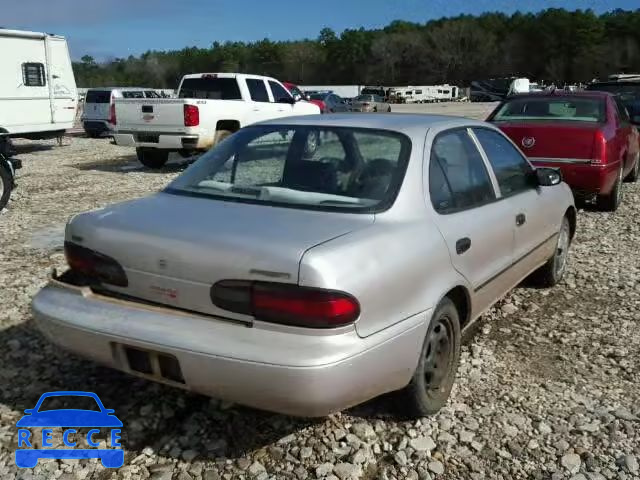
left=0, top=29, right=77, bottom=139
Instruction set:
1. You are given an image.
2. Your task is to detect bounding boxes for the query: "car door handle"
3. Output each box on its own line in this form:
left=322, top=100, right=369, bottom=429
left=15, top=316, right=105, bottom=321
left=516, top=213, right=526, bottom=226
left=456, top=238, right=472, bottom=255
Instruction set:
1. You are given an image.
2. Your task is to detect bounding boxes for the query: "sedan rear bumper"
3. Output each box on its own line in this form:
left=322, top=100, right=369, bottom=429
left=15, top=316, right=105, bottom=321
left=531, top=159, right=620, bottom=195
left=32, top=280, right=428, bottom=417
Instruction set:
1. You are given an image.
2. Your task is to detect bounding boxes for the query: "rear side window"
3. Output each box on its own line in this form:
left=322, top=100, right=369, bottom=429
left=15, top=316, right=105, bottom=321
left=122, top=91, right=145, bottom=99
left=246, top=79, right=270, bottom=102
left=22, top=63, right=46, bottom=87
left=429, top=129, right=496, bottom=213
left=144, top=91, right=160, bottom=98
left=85, top=90, right=111, bottom=103
left=269, top=81, right=292, bottom=103
left=179, top=77, right=242, bottom=100
left=473, top=128, right=533, bottom=197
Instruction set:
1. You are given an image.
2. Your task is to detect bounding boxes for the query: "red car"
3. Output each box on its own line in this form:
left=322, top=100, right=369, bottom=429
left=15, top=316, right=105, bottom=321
left=283, top=82, right=325, bottom=111
left=488, top=91, right=640, bottom=211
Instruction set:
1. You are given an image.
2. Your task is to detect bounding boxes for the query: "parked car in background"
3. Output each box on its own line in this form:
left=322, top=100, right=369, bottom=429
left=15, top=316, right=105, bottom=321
left=0, top=29, right=77, bottom=141
left=0, top=137, right=21, bottom=211
left=112, top=73, right=320, bottom=168
left=82, top=88, right=161, bottom=138
left=282, top=82, right=324, bottom=111
left=586, top=80, right=640, bottom=124
left=351, top=94, right=391, bottom=113
left=308, top=92, right=349, bottom=113
left=33, top=114, right=575, bottom=417
left=487, top=91, right=639, bottom=211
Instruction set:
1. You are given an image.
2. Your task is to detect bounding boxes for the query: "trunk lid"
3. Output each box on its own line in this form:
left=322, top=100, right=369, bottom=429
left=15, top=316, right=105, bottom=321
left=495, top=121, right=601, bottom=161
left=114, top=98, right=192, bottom=133
left=67, top=193, right=373, bottom=320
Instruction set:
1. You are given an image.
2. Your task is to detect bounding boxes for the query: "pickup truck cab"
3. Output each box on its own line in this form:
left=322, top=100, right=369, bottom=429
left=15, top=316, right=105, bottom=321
left=113, top=73, right=321, bottom=168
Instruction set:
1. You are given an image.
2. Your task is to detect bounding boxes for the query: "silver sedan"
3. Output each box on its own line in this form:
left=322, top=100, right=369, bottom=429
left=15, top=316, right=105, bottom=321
left=351, top=94, right=392, bottom=113
left=32, top=114, right=575, bottom=417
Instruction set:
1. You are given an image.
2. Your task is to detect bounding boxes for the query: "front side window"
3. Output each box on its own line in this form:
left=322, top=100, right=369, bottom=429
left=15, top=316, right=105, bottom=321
left=429, top=129, right=495, bottom=213
left=473, top=128, right=533, bottom=197
left=166, top=126, right=411, bottom=213
left=122, top=91, right=144, bottom=99
left=246, top=79, right=269, bottom=102
left=22, top=63, right=46, bottom=87
left=269, top=81, right=292, bottom=103
left=179, top=77, right=242, bottom=100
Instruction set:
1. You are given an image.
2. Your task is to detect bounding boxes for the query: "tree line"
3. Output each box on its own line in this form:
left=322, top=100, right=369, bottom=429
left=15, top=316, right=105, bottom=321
left=73, top=8, right=640, bottom=89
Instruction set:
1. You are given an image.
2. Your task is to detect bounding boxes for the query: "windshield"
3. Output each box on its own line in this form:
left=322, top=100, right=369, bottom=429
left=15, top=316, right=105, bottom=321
left=493, top=97, right=605, bottom=123
left=166, top=125, right=411, bottom=213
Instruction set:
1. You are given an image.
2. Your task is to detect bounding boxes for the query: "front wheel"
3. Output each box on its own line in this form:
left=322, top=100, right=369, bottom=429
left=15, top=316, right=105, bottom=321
left=597, top=164, right=623, bottom=211
left=403, top=297, right=461, bottom=417
left=0, top=165, right=12, bottom=211
left=136, top=148, right=169, bottom=169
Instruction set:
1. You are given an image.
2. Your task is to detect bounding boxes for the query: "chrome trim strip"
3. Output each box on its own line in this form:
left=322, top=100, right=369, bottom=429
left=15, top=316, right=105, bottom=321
left=530, top=157, right=591, bottom=164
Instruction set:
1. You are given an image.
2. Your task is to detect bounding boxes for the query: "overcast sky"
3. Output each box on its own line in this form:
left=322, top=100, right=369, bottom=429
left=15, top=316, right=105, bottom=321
left=3, top=0, right=637, bottom=60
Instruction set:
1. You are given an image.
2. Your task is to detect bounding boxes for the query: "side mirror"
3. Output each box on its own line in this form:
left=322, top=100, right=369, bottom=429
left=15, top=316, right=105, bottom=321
left=305, top=95, right=311, bottom=101
left=278, top=97, right=296, bottom=105
left=536, top=167, right=562, bottom=187
left=292, top=93, right=302, bottom=101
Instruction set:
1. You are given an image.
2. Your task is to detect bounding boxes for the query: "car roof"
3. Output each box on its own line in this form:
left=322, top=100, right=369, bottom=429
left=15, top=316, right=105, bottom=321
left=256, top=113, right=489, bottom=132
left=588, top=81, right=640, bottom=87
left=506, top=91, right=613, bottom=100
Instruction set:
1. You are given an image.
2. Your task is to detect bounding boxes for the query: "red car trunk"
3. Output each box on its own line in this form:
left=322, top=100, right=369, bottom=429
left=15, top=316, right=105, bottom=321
left=496, top=122, right=599, bottom=161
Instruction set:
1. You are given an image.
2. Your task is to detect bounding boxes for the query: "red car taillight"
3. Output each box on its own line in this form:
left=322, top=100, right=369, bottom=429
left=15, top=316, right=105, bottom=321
left=592, top=130, right=606, bottom=165
left=184, top=104, right=199, bottom=127
left=210, top=280, right=360, bottom=328
left=109, top=102, right=116, bottom=125
left=64, top=241, right=128, bottom=287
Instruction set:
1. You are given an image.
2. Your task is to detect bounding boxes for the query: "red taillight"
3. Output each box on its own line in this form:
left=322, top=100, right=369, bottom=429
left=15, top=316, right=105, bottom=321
left=592, top=130, right=606, bottom=165
left=210, top=281, right=360, bottom=328
left=109, top=102, right=116, bottom=125
left=64, top=241, right=128, bottom=287
left=184, top=104, right=199, bottom=127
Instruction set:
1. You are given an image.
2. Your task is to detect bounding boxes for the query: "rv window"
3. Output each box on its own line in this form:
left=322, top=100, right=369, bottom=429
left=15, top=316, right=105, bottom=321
left=22, top=63, right=46, bottom=87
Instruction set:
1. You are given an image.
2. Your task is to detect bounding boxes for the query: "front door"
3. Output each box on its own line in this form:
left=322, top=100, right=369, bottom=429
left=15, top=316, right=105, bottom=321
left=426, top=128, right=515, bottom=317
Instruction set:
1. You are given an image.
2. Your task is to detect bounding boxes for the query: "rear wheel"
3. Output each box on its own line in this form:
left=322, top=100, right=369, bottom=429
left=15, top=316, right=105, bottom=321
left=213, top=129, right=233, bottom=147
left=387, top=106, right=392, bottom=112
left=597, top=164, right=623, bottom=211
left=136, top=148, right=169, bottom=169
left=403, top=297, right=461, bottom=417
left=625, top=154, right=639, bottom=182
left=530, top=215, right=571, bottom=287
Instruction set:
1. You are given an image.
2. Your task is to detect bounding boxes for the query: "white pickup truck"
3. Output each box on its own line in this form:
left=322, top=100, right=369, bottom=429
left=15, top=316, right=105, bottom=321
left=112, top=73, right=321, bottom=168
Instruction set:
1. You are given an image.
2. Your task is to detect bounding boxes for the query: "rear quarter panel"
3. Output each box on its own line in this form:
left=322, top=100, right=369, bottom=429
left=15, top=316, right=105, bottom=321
left=299, top=220, right=470, bottom=338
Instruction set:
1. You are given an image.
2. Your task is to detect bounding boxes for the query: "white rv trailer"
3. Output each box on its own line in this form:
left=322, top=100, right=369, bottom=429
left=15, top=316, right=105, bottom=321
left=390, top=85, right=459, bottom=103
left=0, top=29, right=77, bottom=139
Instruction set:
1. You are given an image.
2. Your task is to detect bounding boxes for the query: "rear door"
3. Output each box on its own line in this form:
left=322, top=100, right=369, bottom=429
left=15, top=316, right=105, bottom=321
left=245, top=78, right=279, bottom=122
left=472, top=127, right=559, bottom=276
left=46, top=36, right=77, bottom=126
left=426, top=128, right=514, bottom=317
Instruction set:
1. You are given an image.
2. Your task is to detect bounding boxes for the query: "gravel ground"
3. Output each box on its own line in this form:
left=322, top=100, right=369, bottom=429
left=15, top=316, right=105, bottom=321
left=0, top=103, right=638, bottom=480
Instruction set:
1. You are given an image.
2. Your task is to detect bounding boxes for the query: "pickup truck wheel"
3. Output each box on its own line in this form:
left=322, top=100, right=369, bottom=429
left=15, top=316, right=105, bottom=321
left=530, top=216, right=571, bottom=287
left=0, top=165, right=11, bottom=211
left=136, top=148, right=169, bottom=169
left=403, top=297, right=461, bottom=417
left=625, top=154, right=639, bottom=182
left=597, top=164, right=623, bottom=211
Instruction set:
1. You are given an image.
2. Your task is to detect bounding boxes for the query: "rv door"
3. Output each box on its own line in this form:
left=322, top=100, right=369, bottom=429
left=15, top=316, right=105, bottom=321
left=45, top=36, right=77, bottom=129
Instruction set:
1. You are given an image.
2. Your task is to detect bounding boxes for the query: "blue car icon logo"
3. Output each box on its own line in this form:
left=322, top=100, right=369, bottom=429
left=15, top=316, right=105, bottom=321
left=16, top=391, right=124, bottom=468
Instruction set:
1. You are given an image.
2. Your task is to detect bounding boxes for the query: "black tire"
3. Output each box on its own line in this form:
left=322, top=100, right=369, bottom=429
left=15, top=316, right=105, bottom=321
left=86, top=131, right=101, bottom=139
left=373, top=106, right=378, bottom=113
left=529, top=215, right=571, bottom=287
left=136, top=148, right=169, bottom=169
left=0, top=165, right=12, bottom=211
left=624, top=154, right=639, bottom=182
left=596, top=164, right=623, bottom=211
left=403, top=297, right=461, bottom=417
left=387, top=106, right=392, bottom=112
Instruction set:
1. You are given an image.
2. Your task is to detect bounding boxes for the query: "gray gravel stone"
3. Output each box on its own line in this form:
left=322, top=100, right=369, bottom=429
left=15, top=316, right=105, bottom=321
left=428, top=461, right=444, bottom=475
left=409, top=436, right=436, bottom=452
left=333, top=462, right=362, bottom=480
left=561, top=453, right=582, bottom=474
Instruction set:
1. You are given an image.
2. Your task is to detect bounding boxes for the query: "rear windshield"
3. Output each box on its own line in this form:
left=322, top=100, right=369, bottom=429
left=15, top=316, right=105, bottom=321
left=166, top=125, right=411, bottom=213
left=361, top=88, right=384, bottom=96
left=178, top=78, right=242, bottom=100
left=85, top=90, right=111, bottom=103
left=492, top=97, right=605, bottom=123
left=356, top=95, right=374, bottom=101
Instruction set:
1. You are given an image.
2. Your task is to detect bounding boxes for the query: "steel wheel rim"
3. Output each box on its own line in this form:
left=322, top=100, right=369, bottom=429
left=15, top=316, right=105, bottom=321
left=423, top=315, right=454, bottom=392
left=554, top=220, right=570, bottom=277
